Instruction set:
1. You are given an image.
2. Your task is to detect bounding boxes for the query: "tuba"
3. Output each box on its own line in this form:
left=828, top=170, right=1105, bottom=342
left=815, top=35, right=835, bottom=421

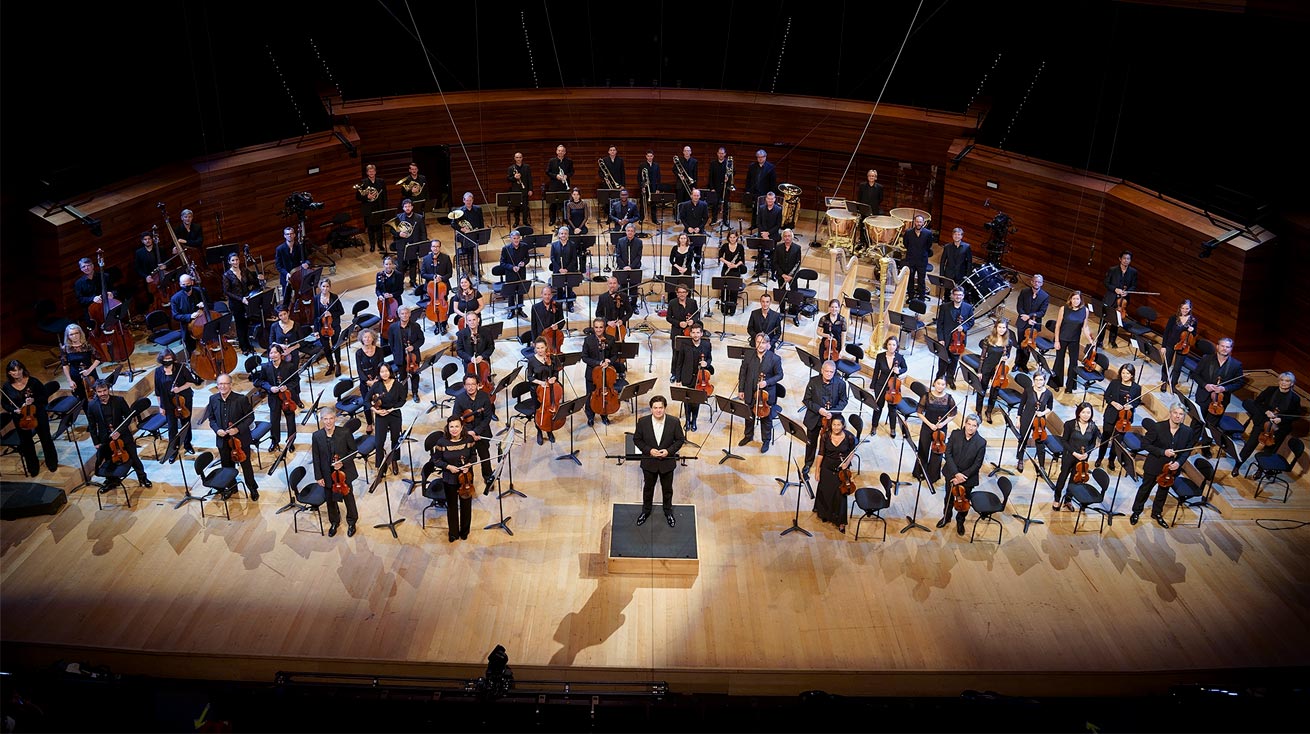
left=778, top=183, right=803, bottom=230
left=599, top=158, right=620, bottom=190
left=386, top=215, right=415, bottom=239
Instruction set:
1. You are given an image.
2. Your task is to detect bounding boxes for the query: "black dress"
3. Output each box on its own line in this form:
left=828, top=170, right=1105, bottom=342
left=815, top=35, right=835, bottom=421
left=813, top=429, right=855, bottom=525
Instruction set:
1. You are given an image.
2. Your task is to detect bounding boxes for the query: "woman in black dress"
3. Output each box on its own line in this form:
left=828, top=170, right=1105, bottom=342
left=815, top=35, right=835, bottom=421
left=450, top=275, right=482, bottom=331
left=3, top=360, right=58, bottom=475
left=1052, top=401, right=1100, bottom=511
left=354, top=328, right=384, bottom=434
left=60, top=323, right=101, bottom=404
left=434, top=414, right=477, bottom=542
left=1097, top=363, right=1142, bottom=470
left=811, top=415, right=855, bottom=533
left=718, top=230, right=747, bottom=316
left=1015, top=370, right=1056, bottom=474
left=975, top=318, right=1013, bottom=420
left=312, top=278, right=346, bottom=377
left=869, top=336, right=908, bottom=438
left=816, top=299, right=847, bottom=358
left=1051, top=291, right=1092, bottom=391
left=526, top=338, right=561, bottom=445
left=153, top=349, right=197, bottom=455
left=1159, top=299, right=1197, bottom=393
left=913, top=376, right=957, bottom=484
left=369, top=361, right=407, bottom=475
left=564, top=187, right=590, bottom=235
left=669, top=233, right=695, bottom=277
left=268, top=306, right=305, bottom=361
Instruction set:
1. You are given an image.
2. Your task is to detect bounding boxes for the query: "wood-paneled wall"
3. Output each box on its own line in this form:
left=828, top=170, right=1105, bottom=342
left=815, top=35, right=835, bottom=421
left=941, top=145, right=1277, bottom=368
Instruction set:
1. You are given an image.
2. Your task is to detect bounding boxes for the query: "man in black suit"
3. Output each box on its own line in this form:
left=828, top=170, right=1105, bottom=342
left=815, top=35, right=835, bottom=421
left=755, top=191, right=783, bottom=242
left=609, top=189, right=639, bottom=230
left=1192, top=336, right=1243, bottom=446
left=856, top=169, right=884, bottom=216
left=451, top=374, right=496, bottom=492
left=1132, top=403, right=1195, bottom=528
left=707, top=147, right=732, bottom=225
left=937, top=414, right=987, bottom=535
left=274, top=225, right=305, bottom=289
left=169, top=273, right=208, bottom=354
left=901, top=214, right=934, bottom=302
left=1014, top=274, right=1051, bottom=373
left=549, top=226, right=581, bottom=310
left=637, top=150, right=662, bottom=225
left=546, top=144, right=574, bottom=226
left=391, top=198, right=427, bottom=289
left=737, top=332, right=784, bottom=452
left=745, top=148, right=777, bottom=229
left=387, top=305, right=426, bottom=401
left=507, top=152, right=533, bottom=228
left=941, top=227, right=973, bottom=296
left=207, top=373, right=259, bottom=499
left=801, top=360, right=849, bottom=476
left=451, top=191, right=485, bottom=281
left=935, top=286, right=975, bottom=387
left=747, top=293, right=783, bottom=351
left=600, top=145, right=625, bottom=189
left=86, top=380, right=151, bottom=491
left=1099, top=250, right=1139, bottom=348
left=499, top=231, right=529, bottom=319
left=357, top=163, right=388, bottom=252
left=633, top=395, right=686, bottom=527
left=678, top=188, right=709, bottom=235
left=773, top=229, right=803, bottom=323
left=675, top=145, right=698, bottom=203
left=311, top=406, right=360, bottom=537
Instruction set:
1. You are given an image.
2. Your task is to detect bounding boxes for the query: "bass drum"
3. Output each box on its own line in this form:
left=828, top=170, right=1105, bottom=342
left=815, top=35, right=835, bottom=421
left=961, top=263, right=1009, bottom=305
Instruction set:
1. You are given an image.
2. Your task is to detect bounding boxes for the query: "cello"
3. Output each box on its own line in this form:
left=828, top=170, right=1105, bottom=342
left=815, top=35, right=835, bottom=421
left=466, top=330, right=494, bottom=395
left=540, top=315, right=565, bottom=358
left=427, top=277, right=449, bottom=328
left=534, top=355, right=566, bottom=434
left=189, top=304, right=237, bottom=381
left=378, top=295, right=399, bottom=337
left=589, top=357, right=621, bottom=418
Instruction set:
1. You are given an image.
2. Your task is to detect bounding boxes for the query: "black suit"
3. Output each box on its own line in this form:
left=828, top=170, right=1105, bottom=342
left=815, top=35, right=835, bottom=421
left=857, top=181, right=884, bottom=216
left=745, top=160, right=777, bottom=227
left=254, top=358, right=301, bottom=447
left=747, top=307, right=783, bottom=351
left=507, top=163, right=532, bottom=226
left=707, top=156, right=732, bottom=222
left=312, top=426, right=360, bottom=527
left=549, top=238, right=580, bottom=306
left=935, top=300, right=976, bottom=385
left=169, top=285, right=208, bottom=353
left=802, top=374, right=849, bottom=469
left=756, top=204, right=782, bottom=243
left=942, top=242, right=973, bottom=295
left=499, top=243, right=530, bottom=310
left=738, top=349, right=784, bottom=442
left=1134, top=420, right=1195, bottom=517
left=206, top=391, right=258, bottom=492
left=609, top=198, right=639, bottom=229
left=388, top=319, right=426, bottom=397
left=86, top=395, right=147, bottom=483
left=545, top=156, right=574, bottom=224
left=633, top=414, right=686, bottom=515
left=1014, top=286, right=1050, bottom=372
left=678, top=199, right=709, bottom=232
left=942, top=429, right=987, bottom=524
left=1192, top=354, right=1243, bottom=440
left=600, top=155, right=625, bottom=189
left=1100, top=265, right=1140, bottom=346
left=451, top=389, right=495, bottom=483
left=901, top=226, right=934, bottom=300
left=356, top=176, right=388, bottom=250
left=675, top=156, right=698, bottom=202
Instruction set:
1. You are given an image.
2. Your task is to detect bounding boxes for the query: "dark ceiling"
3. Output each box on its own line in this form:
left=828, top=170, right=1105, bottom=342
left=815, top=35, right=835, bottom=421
left=3, top=0, right=1304, bottom=224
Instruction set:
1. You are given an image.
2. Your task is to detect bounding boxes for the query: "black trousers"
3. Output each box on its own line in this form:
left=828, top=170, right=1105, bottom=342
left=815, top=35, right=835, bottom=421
left=375, top=411, right=402, bottom=469
left=164, top=401, right=194, bottom=452
left=1050, top=338, right=1080, bottom=389
left=327, top=484, right=359, bottom=526
left=15, top=417, right=57, bottom=476
left=1015, top=433, right=1048, bottom=465
left=641, top=468, right=675, bottom=514
left=443, top=483, right=473, bottom=537
left=269, top=399, right=297, bottom=446
left=232, top=309, right=253, bottom=353
left=802, top=421, right=824, bottom=469
left=941, top=488, right=970, bottom=524
left=1237, top=419, right=1288, bottom=466
left=472, top=437, right=493, bottom=482
left=1133, top=473, right=1169, bottom=516
left=936, top=352, right=962, bottom=386
left=908, top=262, right=927, bottom=300
left=1161, top=346, right=1186, bottom=390
left=1051, top=454, right=1081, bottom=503
left=219, top=438, right=259, bottom=491
left=96, top=440, right=147, bottom=483
left=744, top=408, right=774, bottom=442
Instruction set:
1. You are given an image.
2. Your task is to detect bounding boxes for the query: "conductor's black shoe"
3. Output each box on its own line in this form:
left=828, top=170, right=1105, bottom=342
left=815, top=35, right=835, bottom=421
left=935, top=516, right=951, bottom=529
left=328, top=524, right=339, bottom=537
left=636, top=511, right=650, bottom=526
left=347, top=524, right=358, bottom=537
left=738, top=436, right=752, bottom=447
left=666, top=513, right=676, bottom=527
left=1152, top=515, right=1169, bottom=528
left=1130, top=512, right=1140, bottom=525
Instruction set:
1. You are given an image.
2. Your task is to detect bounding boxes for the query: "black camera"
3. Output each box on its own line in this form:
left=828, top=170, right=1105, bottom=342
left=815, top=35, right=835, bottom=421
left=983, top=212, right=1014, bottom=234
left=285, top=192, right=325, bottom=212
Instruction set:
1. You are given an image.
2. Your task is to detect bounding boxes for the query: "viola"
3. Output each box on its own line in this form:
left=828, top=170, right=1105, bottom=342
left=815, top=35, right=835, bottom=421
left=1257, top=422, right=1277, bottom=449
left=174, top=393, right=191, bottom=419
left=278, top=387, right=298, bottom=413
left=1072, top=459, right=1090, bottom=484
left=458, top=467, right=476, bottom=499
left=109, top=435, right=129, bottom=465
left=320, top=309, right=335, bottom=340
left=931, top=427, right=947, bottom=455
left=331, top=454, right=350, bottom=497
left=1021, top=324, right=1037, bottom=349
left=228, top=423, right=248, bottom=463
left=821, top=334, right=841, bottom=361
left=838, top=465, right=857, bottom=496
left=1082, top=344, right=1099, bottom=372
left=1032, top=414, right=1048, bottom=442
left=755, top=384, right=771, bottom=419
left=1116, top=295, right=1130, bottom=323
left=460, top=408, right=476, bottom=424
left=589, top=363, right=621, bottom=417
left=950, top=477, right=970, bottom=512
left=404, top=338, right=420, bottom=376
left=18, top=395, right=37, bottom=431
left=885, top=371, right=902, bottom=405
left=991, top=361, right=1010, bottom=389
left=1207, top=389, right=1225, bottom=416
left=695, top=363, right=714, bottom=396
left=948, top=328, right=967, bottom=356
left=1115, top=406, right=1132, bottom=433
left=1175, top=328, right=1195, bottom=356
left=1157, top=462, right=1179, bottom=488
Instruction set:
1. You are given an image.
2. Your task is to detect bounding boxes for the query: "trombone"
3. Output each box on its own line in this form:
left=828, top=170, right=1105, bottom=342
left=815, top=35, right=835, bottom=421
left=599, top=158, right=620, bottom=191
left=673, top=155, right=694, bottom=197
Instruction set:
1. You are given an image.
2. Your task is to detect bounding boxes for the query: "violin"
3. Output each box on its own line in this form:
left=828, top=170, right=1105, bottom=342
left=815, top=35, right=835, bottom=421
left=109, top=434, right=129, bottom=465
left=331, top=453, right=350, bottom=497
left=1072, top=458, right=1091, bottom=484
left=931, top=427, right=947, bottom=455
left=838, top=464, right=857, bottom=496
left=884, top=365, right=902, bottom=405
left=1021, top=324, right=1038, bottom=350
left=821, top=334, right=841, bottom=361
left=1207, top=389, right=1225, bottom=416
left=1082, top=343, right=1099, bottom=372
left=950, top=477, right=970, bottom=512
left=1175, top=320, right=1196, bottom=356
left=460, top=408, right=476, bottom=424
left=1032, top=414, right=1048, bottom=442
left=278, top=386, right=298, bottom=413
left=1116, top=295, right=1130, bottom=323
left=695, top=361, right=714, bottom=396
left=174, top=393, right=191, bottom=419
left=991, top=361, right=1010, bottom=389
left=320, top=308, right=335, bottom=340
left=589, top=362, right=620, bottom=417
left=948, top=328, right=967, bottom=356
left=1257, top=422, right=1277, bottom=450
left=458, top=467, right=476, bottom=499
left=18, top=392, right=37, bottom=431
left=1115, top=406, right=1132, bottom=433
left=228, top=423, right=248, bottom=463
left=755, top=383, right=771, bottom=419
left=404, top=338, right=420, bottom=376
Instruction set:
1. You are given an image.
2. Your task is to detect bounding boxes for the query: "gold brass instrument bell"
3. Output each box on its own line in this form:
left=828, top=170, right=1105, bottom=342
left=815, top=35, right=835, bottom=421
left=778, top=183, right=802, bottom=230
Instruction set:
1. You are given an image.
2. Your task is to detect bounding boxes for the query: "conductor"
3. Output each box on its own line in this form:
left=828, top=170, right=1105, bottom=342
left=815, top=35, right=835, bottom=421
left=633, top=395, right=686, bottom=527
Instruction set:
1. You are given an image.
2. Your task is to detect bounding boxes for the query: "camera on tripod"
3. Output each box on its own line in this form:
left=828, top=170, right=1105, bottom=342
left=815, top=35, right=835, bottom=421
left=284, top=191, right=325, bottom=214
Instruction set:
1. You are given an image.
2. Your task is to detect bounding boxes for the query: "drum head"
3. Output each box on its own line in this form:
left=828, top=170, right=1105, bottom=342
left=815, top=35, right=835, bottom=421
left=889, top=207, right=931, bottom=227
left=862, top=215, right=904, bottom=244
left=962, top=263, right=1009, bottom=305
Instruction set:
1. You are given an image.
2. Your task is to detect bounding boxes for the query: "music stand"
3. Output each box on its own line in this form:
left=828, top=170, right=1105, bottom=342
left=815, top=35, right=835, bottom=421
left=1011, top=446, right=1054, bottom=534
left=596, top=188, right=619, bottom=231
left=893, top=412, right=933, bottom=534
left=542, top=191, right=570, bottom=229
left=618, top=377, right=658, bottom=418
left=745, top=237, right=773, bottom=284
left=710, top=275, right=742, bottom=339
left=794, top=346, right=822, bottom=382
left=483, top=431, right=516, bottom=535
left=670, top=385, right=711, bottom=432
left=649, top=192, right=675, bottom=228
left=367, top=207, right=398, bottom=239
left=496, top=192, right=524, bottom=230
left=367, top=442, right=406, bottom=538
left=1103, top=438, right=1133, bottom=523
left=849, top=382, right=880, bottom=446
left=551, top=272, right=583, bottom=313
left=613, top=267, right=644, bottom=312
left=772, top=288, right=806, bottom=349
left=989, top=402, right=1020, bottom=477
left=455, top=228, right=491, bottom=284
left=204, top=243, right=239, bottom=266
left=781, top=453, right=814, bottom=540
left=614, top=340, right=640, bottom=368
left=713, top=394, right=752, bottom=464
left=663, top=274, right=696, bottom=299
left=163, top=423, right=199, bottom=508
left=552, top=395, right=588, bottom=466
left=775, top=413, right=812, bottom=498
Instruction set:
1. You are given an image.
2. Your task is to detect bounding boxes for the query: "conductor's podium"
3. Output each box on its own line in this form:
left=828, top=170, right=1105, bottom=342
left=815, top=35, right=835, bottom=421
left=607, top=503, right=700, bottom=576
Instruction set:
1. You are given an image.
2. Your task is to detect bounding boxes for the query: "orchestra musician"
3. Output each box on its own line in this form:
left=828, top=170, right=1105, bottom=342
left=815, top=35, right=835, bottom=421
left=669, top=233, right=695, bottom=278
left=174, top=208, right=203, bottom=250
left=582, top=317, right=627, bottom=427
left=169, top=273, right=207, bottom=354
left=1051, top=290, right=1092, bottom=392
left=354, top=328, right=384, bottom=435
left=1096, top=364, right=1142, bottom=470
left=274, top=226, right=304, bottom=289
left=737, top=332, right=784, bottom=453
left=376, top=253, right=404, bottom=321
left=747, top=293, right=783, bottom=352
left=434, top=414, right=477, bottom=542
left=74, top=256, right=120, bottom=320
left=387, top=305, right=425, bottom=402
left=869, top=336, right=908, bottom=438
left=666, top=285, right=698, bottom=383
left=600, top=145, right=626, bottom=189
left=941, top=227, right=973, bottom=296
left=675, top=145, right=698, bottom=203
left=913, top=376, right=957, bottom=484
left=637, top=150, right=662, bottom=225
left=935, top=286, right=975, bottom=388
left=1098, top=251, right=1139, bottom=349
left=679, top=189, right=709, bottom=272
left=499, top=230, right=530, bottom=320
left=811, top=415, right=856, bottom=534
left=1013, top=274, right=1050, bottom=373
left=451, top=374, right=496, bottom=492
left=549, top=226, right=581, bottom=310
left=1015, top=370, right=1055, bottom=474
left=86, top=380, right=151, bottom=492
left=975, top=318, right=1013, bottom=420
left=718, top=230, right=747, bottom=316
left=1193, top=336, right=1243, bottom=448
left=222, top=252, right=261, bottom=356
left=1051, top=401, right=1099, bottom=512
left=450, top=191, right=486, bottom=281
left=546, top=145, right=574, bottom=226
left=745, top=149, right=777, bottom=230
left=595, top=276, right=632, bottom=333
left=356, top=163, right=388, bottom=252
left=311, top=406, right=360, bottom=537
left=901, top=215, right=934, bottom=302
left=633, top=395, right=686, bottom=527
left=313, top=278, right=345, bottom=377
left=507, top=152, right=533, bottom=228
left=708, top=147, right=732, bottom=226
left=397, top=162, right=427, bottom=201
left=530, top=286, right=561, bottom=344
left=420, top=239, right=455, bottom=333
left=268, top=306, right=306, bottom=361
left=450, top=275, right=483, bottom=329
left=936, top=414, right=986, bottom=536
left=1160, top=299, right=1198, bottom=393
left=856, top=169, right=884, bottom=216
left=153, top=349, right=196, bottom=456
left=677, top=324, right=713, bottom=432
left=563, top=187, right=590, bottom=236
left=609, top=189, right=639, bottom=231
left=614, top=224, right=644, bottom=301
left=207, top=373, right=259, bottom=499
left=392, top=198, right=427, bottom=289
left=455, top=311, right=494, bottom=367
left=1132, top=403, right=1193, bottom=528
left=526, top=337, right=561, bottom=445
left=817, top=299, right=847, bottom=357
left=60, top=324, right=101, bottom=405
left=801, top=360, right=849, bottom=477
left=134, top=230, right=166, bottom=312
left=755, top=190, right=782, bottom=243
left=369, top=361, right=406, bottom=476
left=1234, top=372, right=1301, bottom=476
left=3, top=360, right=58, bottom=476
left=254, top=345, right=300, bottom=452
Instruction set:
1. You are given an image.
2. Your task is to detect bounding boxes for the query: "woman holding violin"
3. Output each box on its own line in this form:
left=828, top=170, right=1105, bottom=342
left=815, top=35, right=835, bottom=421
left=310, top=406, right=360, bottom=538
left=354, top=328, right=385, bottom=435
left=1096, top=364, right=1142, bottom=470
left=1051, top=290, right=1092, bottom=392
left=1015, top=370, right=1055, bottom=474
left=254, top=345, right=300, bottom=452
left=434, top=414, right=479, bottom=542
left=268, top=306, right=306, bottom=361
left=1160, top=299, right=1197, bottom=393
left=153, top=350, right=197, bottom=456
left=449, top=275, right=483, bottom=331
left=369, top=362, right=407, bottom=476
left=313, top=278, right=346, bottom=377
left=1234, top=371, right=1301, bottom=476
left=811, top=414, right=856, bottom=533
left=1051, top=401, right=1100, bottom=512
left=718, top=230, right=747, bottom=316
left=817, top=299, right=847, bottom=362
left=975, top=318, right=1013, bottom=422
left=913, top=376, right=957, bottom=483
left=676, top=324, right=713, bottom=432
left=869, top=336, right=908, bottom=439
left=582, top=317, right=626, bottom=427
left=3, top=360, right=58, bottom=476
left=527, top=337, right=563, bottom=445
left=222, top=252, right=262, bottom=356
left=60, top=323, right=101, bottom=405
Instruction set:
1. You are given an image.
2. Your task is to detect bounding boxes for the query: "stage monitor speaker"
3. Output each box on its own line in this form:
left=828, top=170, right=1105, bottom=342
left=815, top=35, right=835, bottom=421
left=1, top=482, right=68, bottom=520
left=412, top=144, right=452, bottom=212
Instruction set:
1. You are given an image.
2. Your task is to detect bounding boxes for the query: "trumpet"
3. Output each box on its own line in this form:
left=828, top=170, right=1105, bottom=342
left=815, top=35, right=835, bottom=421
left=673, top=155, right=694, bottom=195
left=353, top=183, right=380, bottom=202
left=599, top=158, right=620, bottom=190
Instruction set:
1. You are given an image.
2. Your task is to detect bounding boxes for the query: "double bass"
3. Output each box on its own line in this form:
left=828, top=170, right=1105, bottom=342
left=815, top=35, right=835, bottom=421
left=87, top=249, right=134, bottom=363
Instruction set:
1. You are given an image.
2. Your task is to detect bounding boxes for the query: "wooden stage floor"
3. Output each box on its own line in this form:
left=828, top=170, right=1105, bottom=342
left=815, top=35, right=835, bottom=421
left=4, top=232, right=1309, bottom=696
